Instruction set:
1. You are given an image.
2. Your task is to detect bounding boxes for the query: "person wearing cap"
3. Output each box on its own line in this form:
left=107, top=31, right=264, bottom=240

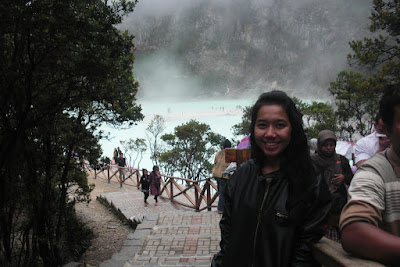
left=354, top=113, right=390, bottom=167
left=339, top=84, right=400, bottom=265
left=311, top=130, right=353, bottom=242
left=212, top=139, right=232, bottom=214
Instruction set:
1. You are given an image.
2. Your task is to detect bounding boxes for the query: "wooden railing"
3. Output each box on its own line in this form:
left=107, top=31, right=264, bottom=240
left=159, top=174, right=218, bottom=212
left=83, top=162, right=218, bottom=211
left=83, top=163, right=140, bottom=188
left=83, top=163, right=218, bottom=209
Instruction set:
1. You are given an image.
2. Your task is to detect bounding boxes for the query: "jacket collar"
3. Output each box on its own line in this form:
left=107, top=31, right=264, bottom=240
left=257, top=169, right=283, bottom=182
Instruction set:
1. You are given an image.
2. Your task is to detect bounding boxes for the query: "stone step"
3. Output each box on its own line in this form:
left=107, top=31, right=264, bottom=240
left=150, top=225, right=221, bottom=237
left=124, top=210, right=221, bottom=267
left=137, top=235, right=220, bottom=256
left=156, top=212, right=221, bottom=226
left=126, top=254, right=214, bottom=266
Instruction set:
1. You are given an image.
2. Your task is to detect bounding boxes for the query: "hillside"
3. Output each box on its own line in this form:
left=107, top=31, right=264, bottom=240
left=122, top=0, right=371, bottom=100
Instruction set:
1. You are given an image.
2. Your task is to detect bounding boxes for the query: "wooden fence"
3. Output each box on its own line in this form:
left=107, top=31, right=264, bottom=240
left=83, top=163, right=141, bottom=188
left=158, top=175, right=218, bottom=212
left=83, top=163, right=219, bottom=211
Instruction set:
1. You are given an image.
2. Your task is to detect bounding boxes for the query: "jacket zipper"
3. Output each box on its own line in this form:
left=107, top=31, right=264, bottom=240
left=251, top=181, right=271, bottom=267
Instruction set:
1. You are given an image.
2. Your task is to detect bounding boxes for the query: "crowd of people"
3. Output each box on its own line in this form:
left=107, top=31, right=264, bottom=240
left=211, top=86, right=400, bottom=266
left=111, top=86, right=400, bottom=266
left=112, top=147, right=162, bottom=206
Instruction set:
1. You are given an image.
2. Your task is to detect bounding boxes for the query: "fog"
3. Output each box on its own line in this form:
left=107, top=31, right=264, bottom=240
left=121, top=0, right=371, bottom=101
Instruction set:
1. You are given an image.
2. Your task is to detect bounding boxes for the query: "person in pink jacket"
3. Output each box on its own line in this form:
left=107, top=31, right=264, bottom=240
left=149, top=165, right=162, bottom=206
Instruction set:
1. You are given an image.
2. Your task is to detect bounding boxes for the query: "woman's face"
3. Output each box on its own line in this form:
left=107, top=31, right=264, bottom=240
left=254, top=104, right=292, bottom=160
left=320, top=139, right=336, bottom=157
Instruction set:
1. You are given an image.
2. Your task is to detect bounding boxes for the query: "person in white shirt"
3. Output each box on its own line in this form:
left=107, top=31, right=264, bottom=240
left=354, top=113, right=390, bottom=167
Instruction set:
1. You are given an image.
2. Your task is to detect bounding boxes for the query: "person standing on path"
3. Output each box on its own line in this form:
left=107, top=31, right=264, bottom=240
left=116, top=152, right=126, bottom=181
left=140, top=169, right=151, bottom=205
left=212, top=139, right=232, bottom=214
left=149, top=165, right=162, bottom=206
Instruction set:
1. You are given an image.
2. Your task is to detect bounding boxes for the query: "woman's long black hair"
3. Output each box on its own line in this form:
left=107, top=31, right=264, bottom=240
left=249, top=90, right=316, bottom=197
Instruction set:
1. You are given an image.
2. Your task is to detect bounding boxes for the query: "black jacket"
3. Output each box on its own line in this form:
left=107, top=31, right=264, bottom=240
left=312, top=154, right=353, bottom=215
left=211, top=160, right=331, bottom=267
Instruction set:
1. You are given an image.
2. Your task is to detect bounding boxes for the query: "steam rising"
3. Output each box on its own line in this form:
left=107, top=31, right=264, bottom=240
left=122, top=0, right=371, bottom=101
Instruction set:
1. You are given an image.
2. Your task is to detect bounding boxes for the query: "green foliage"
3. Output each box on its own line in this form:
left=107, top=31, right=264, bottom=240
left=329, top=71, right=381, bottom=139
left=348, top=0, right=400, bottom=76
left=292, top=97, right=308, bottom=115
left=0, top=0, right=142, bottom=265
left=293, top=97, right=337, bottom=139
left=208, top=132, right=227, bottom=149
left=302, top=101, right=337, bottom=139
left=232, top=106, right=252, bottom=136
left=159, top=120, right=220, bottom=180
left=62, top=205, right=94, bottom=262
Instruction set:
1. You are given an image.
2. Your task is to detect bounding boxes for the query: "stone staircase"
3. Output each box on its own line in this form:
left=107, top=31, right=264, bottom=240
left=123, top=210, right=221, bottom=266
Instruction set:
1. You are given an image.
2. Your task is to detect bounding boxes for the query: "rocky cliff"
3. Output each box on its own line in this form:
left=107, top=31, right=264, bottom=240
left=122, top=0, right=371, bottom=100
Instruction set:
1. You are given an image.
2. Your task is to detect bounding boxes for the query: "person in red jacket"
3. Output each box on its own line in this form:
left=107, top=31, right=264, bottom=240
left=149, top=165, right=162, bottom=206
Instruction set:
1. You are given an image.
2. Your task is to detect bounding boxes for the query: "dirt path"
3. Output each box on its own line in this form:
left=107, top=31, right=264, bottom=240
left=75, top=176, right=136, bottom=266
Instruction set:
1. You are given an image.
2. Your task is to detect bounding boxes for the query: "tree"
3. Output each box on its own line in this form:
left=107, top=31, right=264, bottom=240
left=146, top=115, right=166, bottom=165
left=120, top=138, right=146, bottom=169
left=159, top=120, right=220, bottom=180
left=232, top=106, right=252, bottom=137
left=0, top=0, right=142, bottom=265
left=292, top=97, right=308, bottom=115
left=132, top=138, right=147, bottom=169
left=302, top=101, right=337, bottom=139
left=120, top=139, right=134, bottom=166
left=328, top=0, right=400, bottom=139
left=329, top=71, right=380, bottom=139
left=348, top=0, right=400, bottom=85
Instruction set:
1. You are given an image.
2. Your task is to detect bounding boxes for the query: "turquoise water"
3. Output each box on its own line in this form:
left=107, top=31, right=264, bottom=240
left=99, top=98, right=255, bottom=170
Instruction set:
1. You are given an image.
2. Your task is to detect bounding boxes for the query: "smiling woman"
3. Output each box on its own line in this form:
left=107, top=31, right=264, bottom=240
left=212, top=90, right=331, bottom=267
left=254, top=105, right=292, bottom=173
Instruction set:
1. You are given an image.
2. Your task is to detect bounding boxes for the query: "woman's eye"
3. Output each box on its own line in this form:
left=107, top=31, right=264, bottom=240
left=276, top=123, right=286, bottom=128
left=257, top=123, right=267, bottom=128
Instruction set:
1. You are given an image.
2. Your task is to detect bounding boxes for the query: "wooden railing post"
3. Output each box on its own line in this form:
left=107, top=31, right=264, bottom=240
left=206, top=179, right=211, bottom=211
left=136, top=170, right=140, bottom=189
left=170, top=178, right=174, bottom=201
left=195, top=180, right=200, bottom=212
left=107, top=165, right=110, bottom=183
left=118, top=167, right=123, bottom=188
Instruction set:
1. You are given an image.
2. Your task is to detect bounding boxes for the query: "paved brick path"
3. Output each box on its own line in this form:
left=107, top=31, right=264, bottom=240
left=98, top=182, right=222, bottom=267
left=86, top=172, right=387, bottom=267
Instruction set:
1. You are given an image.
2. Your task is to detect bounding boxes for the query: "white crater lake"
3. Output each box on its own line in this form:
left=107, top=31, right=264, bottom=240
left=99, top=98, right=255, bottom=170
